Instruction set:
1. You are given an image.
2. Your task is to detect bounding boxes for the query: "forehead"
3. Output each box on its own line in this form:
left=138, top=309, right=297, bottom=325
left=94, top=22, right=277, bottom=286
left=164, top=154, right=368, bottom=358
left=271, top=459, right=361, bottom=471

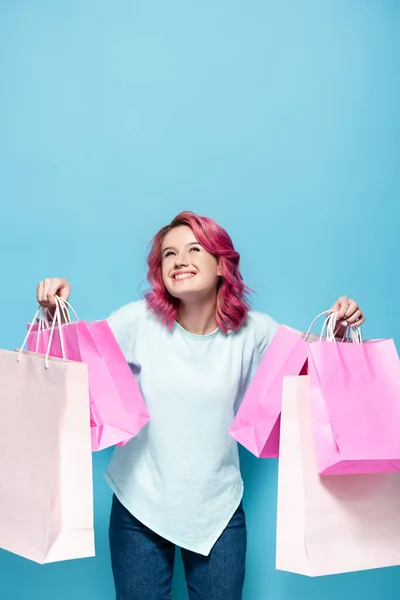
left=162, top=225, right=198, bottom=248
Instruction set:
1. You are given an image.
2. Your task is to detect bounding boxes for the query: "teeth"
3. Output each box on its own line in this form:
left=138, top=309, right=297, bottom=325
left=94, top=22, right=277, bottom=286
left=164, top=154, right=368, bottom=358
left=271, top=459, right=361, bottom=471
left=174, top=273, right=195, bottom=280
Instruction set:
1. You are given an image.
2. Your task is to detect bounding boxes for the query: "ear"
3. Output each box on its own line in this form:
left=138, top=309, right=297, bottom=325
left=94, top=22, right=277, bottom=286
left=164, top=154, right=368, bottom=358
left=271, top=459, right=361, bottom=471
left=217, top=263, right=222, bottom=276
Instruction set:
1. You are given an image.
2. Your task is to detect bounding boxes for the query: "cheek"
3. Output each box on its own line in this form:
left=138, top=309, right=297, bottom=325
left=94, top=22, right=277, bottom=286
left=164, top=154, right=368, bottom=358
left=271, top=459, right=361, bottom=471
left=161, top=265, right=169, bottom=285
left=203, top=257, right=220, bottom=279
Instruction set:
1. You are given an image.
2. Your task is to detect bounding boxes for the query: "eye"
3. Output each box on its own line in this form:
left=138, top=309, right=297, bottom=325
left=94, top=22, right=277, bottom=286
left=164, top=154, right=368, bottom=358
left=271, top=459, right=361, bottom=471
left=190, top=246, right=200, bottom=252
left=163, top=251, right=175, bottom=258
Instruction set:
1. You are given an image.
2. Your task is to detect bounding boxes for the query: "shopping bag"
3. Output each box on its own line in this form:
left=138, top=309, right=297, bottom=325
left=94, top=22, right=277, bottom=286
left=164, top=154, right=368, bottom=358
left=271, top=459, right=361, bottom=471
left=27, top=298, right=150, bottom=451
left=308, top=334, right=400, bottom=475
left=229, top=312, right=332, bottom=458
left=0, top=316, right=94, bottom=563
left=276, top=376, right=400, bottom=576
left=229, top=326, right=308, bottom=457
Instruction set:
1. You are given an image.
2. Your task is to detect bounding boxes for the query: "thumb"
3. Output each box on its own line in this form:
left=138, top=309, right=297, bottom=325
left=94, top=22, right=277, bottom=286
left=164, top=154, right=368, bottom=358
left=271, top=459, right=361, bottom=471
left=329, top=302, right=340, bottom=314
left=59, top=284, right=71, bottom=302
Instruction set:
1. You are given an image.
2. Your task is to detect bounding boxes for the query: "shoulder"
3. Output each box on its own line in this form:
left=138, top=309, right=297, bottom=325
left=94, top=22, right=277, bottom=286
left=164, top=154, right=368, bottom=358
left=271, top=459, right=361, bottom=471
left=242, top=309, right=280, bottom=354
left=246, top=309, right=279, bottom=333
left=107, top=300, right=150, bottom=349
left=107, top=299, right=147, bottom=328
left=108, top=300, right=147, bottom=322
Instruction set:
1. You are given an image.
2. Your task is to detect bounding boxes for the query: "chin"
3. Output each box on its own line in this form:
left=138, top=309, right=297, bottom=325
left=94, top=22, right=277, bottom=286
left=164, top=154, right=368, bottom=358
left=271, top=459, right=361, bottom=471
left=167, top=289, right=198, bottom=301
left=168, top=287, right=216, bottom=303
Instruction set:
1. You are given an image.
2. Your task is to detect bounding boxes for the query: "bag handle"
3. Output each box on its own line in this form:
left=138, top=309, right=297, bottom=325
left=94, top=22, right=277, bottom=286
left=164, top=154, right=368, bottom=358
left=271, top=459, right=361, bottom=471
left=39, top=296, right=80, bottom=327
left=304, top=310, right=362, bottom=343
left=324, top=311, right=363, bottom=343
left=18, top=296, right=66, bottom=369
left=34, top=309, right=47, bottom=353
left=30, top=299, right=73, bottom=353
left=55, top=296, right=80, bottom=322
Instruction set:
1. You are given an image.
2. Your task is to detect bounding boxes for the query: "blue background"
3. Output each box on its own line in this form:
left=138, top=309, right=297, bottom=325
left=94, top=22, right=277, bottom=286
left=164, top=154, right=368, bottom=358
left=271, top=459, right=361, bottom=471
left=1, top=1, right=399, bottom=598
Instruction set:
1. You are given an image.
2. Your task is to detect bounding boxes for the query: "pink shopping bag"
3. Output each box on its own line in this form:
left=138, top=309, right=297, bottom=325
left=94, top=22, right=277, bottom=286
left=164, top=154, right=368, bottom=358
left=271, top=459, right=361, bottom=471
left=229, top=325, right=309, bottom=457
left=308, top=337, right=400, bottom=475
left=276, top=376, right=400, bottom=576
left=28, top=302, right=150, bottom=451
left=0, top=347, right=94, bottom=564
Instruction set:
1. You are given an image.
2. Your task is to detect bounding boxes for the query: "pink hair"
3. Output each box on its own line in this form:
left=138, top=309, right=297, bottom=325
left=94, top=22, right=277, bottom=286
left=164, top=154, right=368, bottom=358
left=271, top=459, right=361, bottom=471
left=144, top=211, right=252, bottom=333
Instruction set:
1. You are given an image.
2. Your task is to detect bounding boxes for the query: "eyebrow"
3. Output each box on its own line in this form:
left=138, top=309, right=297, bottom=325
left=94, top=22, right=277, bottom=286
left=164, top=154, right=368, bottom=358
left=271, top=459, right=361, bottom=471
left=162, top=242, right=201, bottom=254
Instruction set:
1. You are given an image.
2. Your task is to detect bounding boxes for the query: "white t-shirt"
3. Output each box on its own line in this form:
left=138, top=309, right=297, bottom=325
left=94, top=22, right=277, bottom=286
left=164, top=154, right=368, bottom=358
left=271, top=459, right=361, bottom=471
left=105, top=300, right=279, bottom=555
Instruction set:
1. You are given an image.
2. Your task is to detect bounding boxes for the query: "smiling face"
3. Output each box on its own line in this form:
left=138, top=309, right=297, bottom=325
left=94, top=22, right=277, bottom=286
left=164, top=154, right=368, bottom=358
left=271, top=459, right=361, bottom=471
left=161, top=225, right=222, bottom=302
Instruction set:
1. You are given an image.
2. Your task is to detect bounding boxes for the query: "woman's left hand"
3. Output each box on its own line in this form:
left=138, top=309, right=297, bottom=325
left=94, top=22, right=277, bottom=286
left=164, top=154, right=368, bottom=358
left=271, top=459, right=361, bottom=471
left=329, top=296, right=365, bottom=327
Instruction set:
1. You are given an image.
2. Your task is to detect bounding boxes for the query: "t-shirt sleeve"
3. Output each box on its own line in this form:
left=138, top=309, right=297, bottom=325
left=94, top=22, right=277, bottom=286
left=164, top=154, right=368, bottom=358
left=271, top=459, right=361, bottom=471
left=107, top=300, right=144, bottom=361
left=233, top=310, right=280, bottom=415
left=252, top=310, right=280, bottom=358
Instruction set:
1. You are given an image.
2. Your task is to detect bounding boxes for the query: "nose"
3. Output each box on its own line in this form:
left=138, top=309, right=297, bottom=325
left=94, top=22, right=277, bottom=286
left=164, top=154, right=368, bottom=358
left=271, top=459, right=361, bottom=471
left=174, top=250, right=189, bottom=268
left=174, top=257, right=189, bottom=268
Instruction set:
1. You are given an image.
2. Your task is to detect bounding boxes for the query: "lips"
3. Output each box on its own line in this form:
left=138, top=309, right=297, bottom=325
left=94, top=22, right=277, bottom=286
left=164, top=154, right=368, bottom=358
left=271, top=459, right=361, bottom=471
left=171, top=271, right=197, bottom=281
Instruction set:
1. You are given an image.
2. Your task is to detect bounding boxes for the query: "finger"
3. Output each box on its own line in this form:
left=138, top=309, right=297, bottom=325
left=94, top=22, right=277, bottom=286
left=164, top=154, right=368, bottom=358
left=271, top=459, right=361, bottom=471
left=47, top=279, right=64, bottom=307
left=345, top=299, right=358, bottom=319
left=351, top=315, right=365, bottom=328
left=41, top=279, right=54, bottom=307
left=37, top=281, right=44, bottom=304
left=39, top=278, right=59, bottom=308
left=346, top=309, right=362, bottom=325
left=38, top=280, right=51, bottom=306
left=335, top=296, right=349, bottom=320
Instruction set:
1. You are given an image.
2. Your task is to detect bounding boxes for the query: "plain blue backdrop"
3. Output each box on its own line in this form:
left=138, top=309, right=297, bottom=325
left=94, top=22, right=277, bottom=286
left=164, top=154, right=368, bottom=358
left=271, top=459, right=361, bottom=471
left=1, top=1, right=399, bottom=598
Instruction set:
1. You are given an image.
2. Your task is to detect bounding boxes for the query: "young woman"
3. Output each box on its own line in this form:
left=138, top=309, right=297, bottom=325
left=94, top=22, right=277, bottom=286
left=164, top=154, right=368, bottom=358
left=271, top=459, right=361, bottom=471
left=36, top=211, right=365, bottom=600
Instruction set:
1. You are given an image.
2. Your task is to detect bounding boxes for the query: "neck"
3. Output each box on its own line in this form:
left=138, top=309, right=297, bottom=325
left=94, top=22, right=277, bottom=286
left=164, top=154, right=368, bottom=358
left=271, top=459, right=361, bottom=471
left=176, top=295, right=218, bottom=336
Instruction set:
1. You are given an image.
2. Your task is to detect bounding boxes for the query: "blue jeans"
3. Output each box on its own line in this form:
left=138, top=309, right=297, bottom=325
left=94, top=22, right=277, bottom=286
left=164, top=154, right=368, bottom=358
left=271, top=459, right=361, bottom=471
left=109, top=495, right=247, bottom=600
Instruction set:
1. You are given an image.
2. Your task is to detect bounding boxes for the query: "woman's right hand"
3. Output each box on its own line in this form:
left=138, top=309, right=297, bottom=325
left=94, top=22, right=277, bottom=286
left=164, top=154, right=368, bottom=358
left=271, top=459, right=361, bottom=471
left=36, top=278, right=71, bottom=309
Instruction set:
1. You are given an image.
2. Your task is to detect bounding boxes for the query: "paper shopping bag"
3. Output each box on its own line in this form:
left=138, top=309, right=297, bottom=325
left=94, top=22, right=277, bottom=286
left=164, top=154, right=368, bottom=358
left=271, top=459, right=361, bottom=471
left=229, top=326, right=309, bottom=457
left=28, top=318, right=150, bottom=451
left=0, top=349, right=94, bottom=564
left=276, top=376, right=400, bottom=576
left=308, top=338, right=400, bottom=474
